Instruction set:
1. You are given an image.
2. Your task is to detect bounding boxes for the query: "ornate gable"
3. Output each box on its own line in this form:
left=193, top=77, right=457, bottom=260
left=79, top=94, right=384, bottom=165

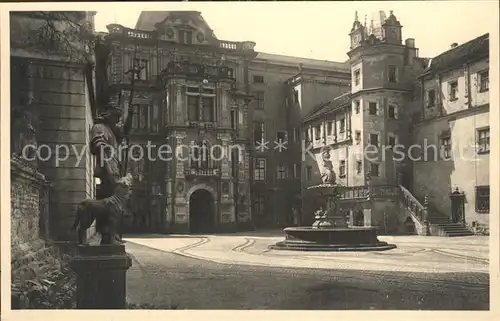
left=137, top=11, right=217, bottom=45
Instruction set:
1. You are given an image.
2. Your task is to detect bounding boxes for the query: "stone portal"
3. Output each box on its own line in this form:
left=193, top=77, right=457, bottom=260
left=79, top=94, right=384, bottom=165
left=189, top=189, right=215, bottom=233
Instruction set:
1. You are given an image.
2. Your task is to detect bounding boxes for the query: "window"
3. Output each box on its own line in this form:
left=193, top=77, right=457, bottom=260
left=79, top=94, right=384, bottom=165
left=132, top=105, right=149, bottom=131
left=388, top=105, right=396, bottom=119
left=254, top=91, right=264, bottom=109
left=306, top=166, right=312, bottom=181
left=369, top=133, right=379, bottom=147
left=276, top=131, right=287, bottom=142
left=369, top=102, right=377, bottom=115
left=186, top=31, right=193, bottom=44
left=475, top=186, right=490, bottom=213
left=440, top=135, right=452, bottom=159
left=294, top=89, right=299, bottom=103
left=339, top=160, right=346, bottom=178
left=186, top=87, right=214, bottom=122
left=253, top=122, right=265, bottom=145
left=293, top=163, right=300, bottom=179
left=355, top=131, right=361, bottom=144
left=354, top=69, right=360, bottom=86
left=133, top=58, right=148, bottom=80
left=427, top=89, right=436, bottom=108
left=277, top=164, right=287, bottom=180
left=151, top=101, right=160, bottom=132
left=254, top=158, right=266, bottom=181
left=202, top=96, right=214, bottom=122
left=314, top=125, right=321, bottom=140
left=230, top=110, right=236, bottom=129
left=187, top=96, right=199, bottom=121
left=354, top=101, right=360, bottom=114
left=388, top=135, right=396, bottom=148
left=191, top=141, right=210, bottom=169
left=356, top=161, right=362, bottom=174
left=370, top=163, right=379, bottom=177
left=254, top=195, right=265, bottom=213
left=231, top=148, right=240, bottom=177
left=478, top=127, right=490, bottom=154
left=339, top=118, right=345, bottom=133
left=178, top=30, right=192, bottom=44
left=479, top=70, right=489, bottom=92
left=449, top=80, right=458, bottom=100
left=253, top=75, right=264, bottom=83
left=327, top=122, right=333, bottom=136
left=388, top=65, right=398, bottom=83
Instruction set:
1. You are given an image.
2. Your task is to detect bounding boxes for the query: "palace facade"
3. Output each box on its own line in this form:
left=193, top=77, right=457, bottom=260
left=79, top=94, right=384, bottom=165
left=96, top=10, right=489, bottom=235
left=97, top=11, right=350, bottom=233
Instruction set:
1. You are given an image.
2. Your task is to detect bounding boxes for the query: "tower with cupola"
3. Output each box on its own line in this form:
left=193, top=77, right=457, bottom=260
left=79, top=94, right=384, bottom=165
left=347, top=10, right=415, bottom=188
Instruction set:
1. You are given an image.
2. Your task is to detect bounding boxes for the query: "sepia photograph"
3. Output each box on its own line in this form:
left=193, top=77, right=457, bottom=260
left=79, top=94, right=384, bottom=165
left=3, top=0, right=498, bottom=316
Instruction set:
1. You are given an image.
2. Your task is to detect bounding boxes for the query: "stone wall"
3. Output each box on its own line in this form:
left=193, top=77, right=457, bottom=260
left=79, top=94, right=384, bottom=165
left=11, top=154, right=51, bottom=273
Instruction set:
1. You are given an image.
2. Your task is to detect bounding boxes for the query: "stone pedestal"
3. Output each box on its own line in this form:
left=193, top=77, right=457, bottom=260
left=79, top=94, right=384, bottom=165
left=70, top=244, right=132, bottom=309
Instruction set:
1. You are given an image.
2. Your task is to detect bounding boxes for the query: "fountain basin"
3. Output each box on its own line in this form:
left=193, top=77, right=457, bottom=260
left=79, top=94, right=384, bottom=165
left=270, top=226, right=396, bottom=252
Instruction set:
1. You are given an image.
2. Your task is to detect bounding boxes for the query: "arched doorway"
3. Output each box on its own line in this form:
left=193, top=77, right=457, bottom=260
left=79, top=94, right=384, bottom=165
left=189, top=189, right=215, bottom=233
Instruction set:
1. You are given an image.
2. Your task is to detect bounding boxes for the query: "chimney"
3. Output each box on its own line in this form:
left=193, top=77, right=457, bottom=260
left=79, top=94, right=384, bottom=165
left=405, top=38, right=417, bottom=65
left=451, top=42, right=458, bottom=49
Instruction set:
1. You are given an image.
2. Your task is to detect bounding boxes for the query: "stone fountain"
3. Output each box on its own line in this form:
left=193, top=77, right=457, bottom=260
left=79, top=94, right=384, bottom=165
left=270, top=150, right=396, bottom=252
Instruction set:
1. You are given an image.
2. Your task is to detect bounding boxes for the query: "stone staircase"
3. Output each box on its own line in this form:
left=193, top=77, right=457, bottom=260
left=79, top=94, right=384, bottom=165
left=399, top=185, right=474, bottom=237
left=427, top=215, right=474, bottom=237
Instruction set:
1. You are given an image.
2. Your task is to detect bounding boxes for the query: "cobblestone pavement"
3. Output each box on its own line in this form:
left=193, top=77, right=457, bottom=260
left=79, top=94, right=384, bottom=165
left=124, top=233, right=489, bottom=309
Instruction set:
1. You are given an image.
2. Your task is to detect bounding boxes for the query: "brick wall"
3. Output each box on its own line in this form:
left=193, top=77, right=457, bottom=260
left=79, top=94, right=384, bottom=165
left=11, top=154, right=51, bottom=272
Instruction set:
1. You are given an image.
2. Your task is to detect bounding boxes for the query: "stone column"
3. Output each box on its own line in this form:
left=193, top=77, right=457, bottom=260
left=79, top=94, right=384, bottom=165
left=333, top=115, right=337, bottom=143
left=175, top=132, right=187, bottom=179
left=349, top=209, right=354, bottom=227
left=173, top=132, right=188, bottom=232
left=363, top=208, right=372, bottom=227
left=71, top=245, right=132, bottom=309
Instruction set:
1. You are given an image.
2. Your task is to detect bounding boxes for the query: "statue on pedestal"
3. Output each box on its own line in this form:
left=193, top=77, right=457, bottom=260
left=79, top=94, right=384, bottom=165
left=320, top=150, right=336, bottom=185
left=79, top=101, right=135, bottom=244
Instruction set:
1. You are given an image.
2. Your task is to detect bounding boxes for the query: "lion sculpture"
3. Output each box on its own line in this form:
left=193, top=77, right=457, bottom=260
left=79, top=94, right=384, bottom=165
left=71, top=173, right=133, bottom=245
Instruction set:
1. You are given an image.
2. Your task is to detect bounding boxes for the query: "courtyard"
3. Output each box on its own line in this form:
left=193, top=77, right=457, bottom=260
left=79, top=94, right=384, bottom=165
left=124, top=232, right=489, bottom=309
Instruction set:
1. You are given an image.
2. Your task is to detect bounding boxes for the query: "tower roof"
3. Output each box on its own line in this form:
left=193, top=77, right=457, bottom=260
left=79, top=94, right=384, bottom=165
left=350, top=10, right=363, bottom=32
left=383, top=10, right=401, bottom=26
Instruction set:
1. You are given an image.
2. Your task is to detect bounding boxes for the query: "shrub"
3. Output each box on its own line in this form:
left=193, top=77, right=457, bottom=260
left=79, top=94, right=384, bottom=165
left=11, top=244, right=76, bottom=309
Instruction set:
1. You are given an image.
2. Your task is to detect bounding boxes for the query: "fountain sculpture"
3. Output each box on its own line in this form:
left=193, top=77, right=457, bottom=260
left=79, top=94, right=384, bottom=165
left=271, top=150, right=396, bottom=251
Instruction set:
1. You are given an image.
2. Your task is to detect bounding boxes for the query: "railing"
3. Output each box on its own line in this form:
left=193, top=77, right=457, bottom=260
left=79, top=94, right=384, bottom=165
left=399, top=185, right=426, bottom=222
left=336, top=185, right=400, bottom=200
left=106, top=24, right=256, bottom=52
left=162, top=61, right=235, bottom=80
left=339, top=186, right=369, bottom=199
left=184, top=167, right=220, bottom=177
left=107, top=24, right=156, bottom=39
left=217, top=40, right=256, bottom=51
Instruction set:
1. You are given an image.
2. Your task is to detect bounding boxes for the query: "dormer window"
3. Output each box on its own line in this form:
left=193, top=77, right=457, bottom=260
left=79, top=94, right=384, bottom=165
left=178, top=30, right=193, bottom=44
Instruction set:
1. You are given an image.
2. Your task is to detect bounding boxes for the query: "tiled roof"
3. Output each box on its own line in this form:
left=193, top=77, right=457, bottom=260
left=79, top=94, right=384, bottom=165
left=135, top=11, right=215, bottom=37
left=303, top=92, right=351, bottom=123
left=422, top=33, right=489, bottom=76
left=255, top=52, right=349, bottom=73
